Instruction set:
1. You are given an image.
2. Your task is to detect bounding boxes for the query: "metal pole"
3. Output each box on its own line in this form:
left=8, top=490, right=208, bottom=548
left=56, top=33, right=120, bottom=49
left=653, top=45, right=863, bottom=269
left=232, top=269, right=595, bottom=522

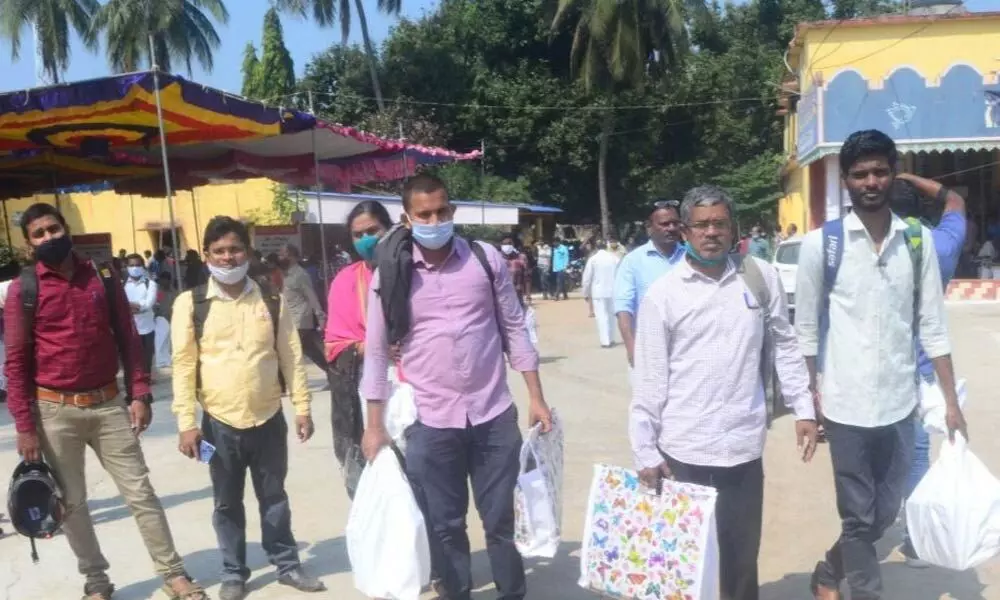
left=149, top=37, right=183, bottom=288
left=309, top=91, right=330, bottom=287
left=1, top=199, right=12, bottom=247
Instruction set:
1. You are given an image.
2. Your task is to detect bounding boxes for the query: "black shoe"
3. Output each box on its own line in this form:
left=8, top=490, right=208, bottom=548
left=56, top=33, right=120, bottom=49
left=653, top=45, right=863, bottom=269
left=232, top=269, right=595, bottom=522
left=82, top=582, right=115, bottom=600
left=219, top=581, right=247, bottom=600
left=278, top=569, right=326, bottom=593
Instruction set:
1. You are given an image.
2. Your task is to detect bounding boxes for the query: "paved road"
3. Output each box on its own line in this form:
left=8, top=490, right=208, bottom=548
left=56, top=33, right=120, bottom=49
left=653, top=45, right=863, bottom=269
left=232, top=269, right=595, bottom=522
left=1, top=300, right=999, bottom=599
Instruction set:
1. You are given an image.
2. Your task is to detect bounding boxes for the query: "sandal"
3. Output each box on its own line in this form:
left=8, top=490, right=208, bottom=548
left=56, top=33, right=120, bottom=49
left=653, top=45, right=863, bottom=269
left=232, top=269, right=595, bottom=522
left=162, top=575, right=209, bottom=600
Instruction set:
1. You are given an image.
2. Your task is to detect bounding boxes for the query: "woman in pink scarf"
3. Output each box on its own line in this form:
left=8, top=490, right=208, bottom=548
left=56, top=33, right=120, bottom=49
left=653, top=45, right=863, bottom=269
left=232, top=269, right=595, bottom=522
left=324, top=200, right=392, bottom=499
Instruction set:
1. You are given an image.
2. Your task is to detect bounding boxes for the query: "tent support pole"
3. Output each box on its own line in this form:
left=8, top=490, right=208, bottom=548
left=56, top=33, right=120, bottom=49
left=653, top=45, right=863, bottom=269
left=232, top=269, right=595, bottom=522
left=150, top=39, right=183, bottom=288
left=308, top=92, right=330, bottom=288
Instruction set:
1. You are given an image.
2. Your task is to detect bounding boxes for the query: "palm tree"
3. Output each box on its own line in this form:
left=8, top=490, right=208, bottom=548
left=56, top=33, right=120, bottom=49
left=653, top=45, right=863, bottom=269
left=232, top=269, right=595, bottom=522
left=88, top=0, right=230, bottom=75
left=552, top=0, right=692, bottom=237
left=0, top=0, right=100, bottom=85
left=273, top=0, right=400, bottom=112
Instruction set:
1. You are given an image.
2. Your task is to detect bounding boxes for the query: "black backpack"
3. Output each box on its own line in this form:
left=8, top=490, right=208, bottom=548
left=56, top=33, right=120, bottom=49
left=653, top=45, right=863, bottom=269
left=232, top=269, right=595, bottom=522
left=20, top=262, right=132, bottom=396
left=189, top=275, right=281, bottom=389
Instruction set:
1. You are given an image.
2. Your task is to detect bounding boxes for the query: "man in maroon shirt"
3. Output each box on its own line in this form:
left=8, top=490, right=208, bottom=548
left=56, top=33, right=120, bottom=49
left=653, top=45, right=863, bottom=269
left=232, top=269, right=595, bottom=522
left=5, top=204, right=206, bottom=600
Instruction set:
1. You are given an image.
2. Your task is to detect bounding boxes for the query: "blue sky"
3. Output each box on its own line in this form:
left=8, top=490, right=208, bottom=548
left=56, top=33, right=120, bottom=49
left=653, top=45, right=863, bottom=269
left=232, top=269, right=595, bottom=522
left=1, top=0, right=999, bottom=94
left=0, top=0, right=440, bottom=94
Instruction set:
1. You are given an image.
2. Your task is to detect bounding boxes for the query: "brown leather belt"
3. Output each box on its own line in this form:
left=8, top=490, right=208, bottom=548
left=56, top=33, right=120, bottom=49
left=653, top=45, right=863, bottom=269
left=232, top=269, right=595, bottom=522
left=36, top=381, right=120, bottom=407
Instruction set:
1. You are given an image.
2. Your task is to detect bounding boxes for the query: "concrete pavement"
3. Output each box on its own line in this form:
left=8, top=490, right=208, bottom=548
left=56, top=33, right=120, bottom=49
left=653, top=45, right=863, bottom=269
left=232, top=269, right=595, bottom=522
left=2, top=300, right=1000, bottom=599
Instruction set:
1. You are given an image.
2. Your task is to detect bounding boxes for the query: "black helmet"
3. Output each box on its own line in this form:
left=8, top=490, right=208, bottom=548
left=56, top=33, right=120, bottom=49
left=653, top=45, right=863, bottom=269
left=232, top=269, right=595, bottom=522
left=7, top=461, right=64, bottom=562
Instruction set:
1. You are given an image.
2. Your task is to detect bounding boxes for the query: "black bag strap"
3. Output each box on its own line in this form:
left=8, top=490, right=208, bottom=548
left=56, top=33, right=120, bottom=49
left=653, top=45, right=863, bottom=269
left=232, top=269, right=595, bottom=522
left=93, top=262, right=132, bottom=399
left=468, top=241, right=509, bottom=354
left=19, top=266, right=38, bottom=364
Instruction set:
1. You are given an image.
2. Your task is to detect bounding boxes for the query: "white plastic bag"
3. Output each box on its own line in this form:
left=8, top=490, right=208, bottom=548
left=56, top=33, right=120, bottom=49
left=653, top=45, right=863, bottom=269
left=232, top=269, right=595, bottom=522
left=514, top=410, right=563, bottom=558
left=358, top=367, right=418, bottom=453
left=906, top=434, right=1000, bottom=570
left=346, top=448, right=431, bottom=599
left=918, top=377, right=967, bottom=435
left=154, top=317, right=172, bottom=368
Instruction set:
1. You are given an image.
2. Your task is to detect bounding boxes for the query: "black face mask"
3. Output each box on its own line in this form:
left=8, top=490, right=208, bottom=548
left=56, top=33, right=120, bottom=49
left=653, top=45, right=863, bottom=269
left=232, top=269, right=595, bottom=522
left=35, top=235, right=73, bottom=266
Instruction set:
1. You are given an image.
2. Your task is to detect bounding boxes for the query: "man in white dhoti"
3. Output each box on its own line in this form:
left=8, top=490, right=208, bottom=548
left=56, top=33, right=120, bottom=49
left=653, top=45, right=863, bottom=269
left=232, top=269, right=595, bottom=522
left=582, top=239, right=620, bottom=348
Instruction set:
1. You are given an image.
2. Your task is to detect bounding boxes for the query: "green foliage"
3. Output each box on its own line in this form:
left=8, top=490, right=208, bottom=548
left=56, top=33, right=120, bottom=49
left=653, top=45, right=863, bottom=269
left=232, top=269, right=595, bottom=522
left=271, top=183, right=299, bottom=223
left=0, top=0, right=99, bottom=84
left=241, top=42, right=261, bottom=99
left=88, top=0, right=230, bottom=74
left=434, top=163, right=533, bottom=204
left=255, top=8, right=296, bottom=102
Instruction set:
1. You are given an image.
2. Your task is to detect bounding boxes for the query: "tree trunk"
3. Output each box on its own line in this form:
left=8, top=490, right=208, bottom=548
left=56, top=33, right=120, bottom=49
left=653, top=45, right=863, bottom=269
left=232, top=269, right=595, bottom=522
left=597, top=116, right=613, bottom=239
left=354, top=0, right=386, bottom=112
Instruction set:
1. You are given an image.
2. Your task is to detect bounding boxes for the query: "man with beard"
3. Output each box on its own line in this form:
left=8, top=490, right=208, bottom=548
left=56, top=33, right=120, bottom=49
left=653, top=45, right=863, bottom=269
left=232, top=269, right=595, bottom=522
left=5, top=203, right=206, bottom=600
left=614, top=200, right=685, bottom=367
left=796, top=130, right=967, bottom=600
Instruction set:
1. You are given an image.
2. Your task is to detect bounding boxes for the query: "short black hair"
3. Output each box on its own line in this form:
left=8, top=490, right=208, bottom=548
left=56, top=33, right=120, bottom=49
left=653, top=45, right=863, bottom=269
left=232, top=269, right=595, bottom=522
left=154, top=249, right=166, bottom=261
left=143, top=250, right=152, bottom=257
left=20, top=203, right=67, bottom=239
left=202, top=216, right=250, bottom=251
left=125, top=253, right=144, bottom=264
left=347, top=199, right=393, bottom=230
left=839, top=129, right=897, bottom=175
left=402, top=173, right=448, bottom=211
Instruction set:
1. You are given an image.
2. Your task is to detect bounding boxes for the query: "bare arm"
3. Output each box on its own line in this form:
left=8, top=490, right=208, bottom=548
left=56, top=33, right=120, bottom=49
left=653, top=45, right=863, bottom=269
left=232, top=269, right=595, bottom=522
left=897, top=172, right=966, bottom=216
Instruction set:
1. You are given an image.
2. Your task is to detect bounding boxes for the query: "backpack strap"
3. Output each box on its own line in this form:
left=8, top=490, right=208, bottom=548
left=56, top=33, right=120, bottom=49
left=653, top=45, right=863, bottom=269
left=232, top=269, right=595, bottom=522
left=252, top=275, right=282, bottom=347
left=93, top=261, right=134, bottom=398
left=190, top=284, right=211, bottom=391
left=735, top=255, right=773, bottom=395
left=19, top=266, right=38, bottom=377
left=902, top=217, right=926, bottom=380
left=468, top=240, right=510, bottom=354
left=818, top=219, right=845, bottom=372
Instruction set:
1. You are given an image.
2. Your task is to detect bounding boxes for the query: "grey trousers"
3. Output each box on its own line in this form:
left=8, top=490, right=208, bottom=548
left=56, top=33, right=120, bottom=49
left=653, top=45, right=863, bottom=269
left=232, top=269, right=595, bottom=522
left=814, top=414, right=914, bottom=599
left=202, top=411, right=301, bottom=582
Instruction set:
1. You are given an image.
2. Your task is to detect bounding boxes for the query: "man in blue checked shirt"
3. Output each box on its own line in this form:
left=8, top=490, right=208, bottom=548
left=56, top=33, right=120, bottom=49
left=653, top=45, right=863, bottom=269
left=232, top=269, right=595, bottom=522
left=614, top=200, right=686, bottom=366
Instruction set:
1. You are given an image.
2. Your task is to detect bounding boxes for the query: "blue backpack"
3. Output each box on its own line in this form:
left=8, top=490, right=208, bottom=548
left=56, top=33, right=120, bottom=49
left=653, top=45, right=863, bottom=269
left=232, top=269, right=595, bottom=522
left=817, top=216, right=923, bottom=371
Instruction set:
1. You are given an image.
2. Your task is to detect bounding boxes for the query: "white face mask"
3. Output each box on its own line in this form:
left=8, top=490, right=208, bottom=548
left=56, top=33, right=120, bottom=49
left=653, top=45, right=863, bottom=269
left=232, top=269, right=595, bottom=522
left=208, top=261, right=249, bottom=285
left=501, top=244, right=516, bottom=255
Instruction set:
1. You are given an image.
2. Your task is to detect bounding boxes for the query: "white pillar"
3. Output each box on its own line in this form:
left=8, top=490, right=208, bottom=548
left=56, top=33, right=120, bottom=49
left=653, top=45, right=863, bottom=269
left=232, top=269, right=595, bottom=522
left=823, top=154, right=847, bottom=221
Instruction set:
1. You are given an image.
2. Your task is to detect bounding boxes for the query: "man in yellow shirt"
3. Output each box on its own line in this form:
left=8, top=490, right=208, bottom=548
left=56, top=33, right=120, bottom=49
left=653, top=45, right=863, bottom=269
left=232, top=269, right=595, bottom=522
left=171, top=216, right=324, bottom=600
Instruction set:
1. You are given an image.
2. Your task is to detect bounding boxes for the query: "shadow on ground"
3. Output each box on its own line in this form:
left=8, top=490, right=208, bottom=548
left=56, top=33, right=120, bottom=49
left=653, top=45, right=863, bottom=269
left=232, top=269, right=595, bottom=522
left=112, top=537, right=350, bottom=600
left=88, top=487, right=215, bottom=526
left=466, top=542, right=592, bottom=599
left=761, top=522, right=987, bottom=600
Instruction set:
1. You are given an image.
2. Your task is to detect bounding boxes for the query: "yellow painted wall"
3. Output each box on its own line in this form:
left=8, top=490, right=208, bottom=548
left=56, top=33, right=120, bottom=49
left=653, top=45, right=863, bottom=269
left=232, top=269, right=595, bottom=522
left=2, top=178, right=276, bottom=253
left=779, top=166, right=810, bottom=235
left=799, top=16, right=1000, bottom=92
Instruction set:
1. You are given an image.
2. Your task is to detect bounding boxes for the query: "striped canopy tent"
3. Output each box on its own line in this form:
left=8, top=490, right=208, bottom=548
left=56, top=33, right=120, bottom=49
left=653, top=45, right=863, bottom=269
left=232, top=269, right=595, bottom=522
left=0, top=71, right=479, bottom=198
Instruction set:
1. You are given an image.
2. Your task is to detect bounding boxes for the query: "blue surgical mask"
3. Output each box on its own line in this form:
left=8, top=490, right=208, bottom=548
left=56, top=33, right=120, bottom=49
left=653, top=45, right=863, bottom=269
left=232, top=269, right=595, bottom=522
left=685, top=244, right=729, bottom=267
left=410, top=220, right=455, bottom=250
left=353, top=234, right=380, bottom=261
left=127, top=266, right=145, bottom=279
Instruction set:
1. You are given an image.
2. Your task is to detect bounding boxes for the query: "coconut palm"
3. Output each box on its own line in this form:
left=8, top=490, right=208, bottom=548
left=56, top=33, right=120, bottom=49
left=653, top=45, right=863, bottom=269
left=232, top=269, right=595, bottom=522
left=273, top=0, right=400, bottom=112
left=0, top=0, right=100, bottom=84
left=88, top=0, right=230, bottom=74
left=552, top=0, right=694, bottom=237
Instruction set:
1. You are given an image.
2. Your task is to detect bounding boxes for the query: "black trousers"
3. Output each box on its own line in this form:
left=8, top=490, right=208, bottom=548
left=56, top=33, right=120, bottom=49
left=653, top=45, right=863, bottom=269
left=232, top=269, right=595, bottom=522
left=297, top=328, right=327, bottom=370
left=326, top=347, right=365, bottom=499
left=202, top=411, right=301, bottom=582
left=406, top=405, right=525, bottom=600
left=814, top=415, right=914, bottom=600
left=665, top=454, right=764, bottom=600
left=536, top=267, right=550, bottom=298
left=139, top=331, right=155, bottom=375
left=554, top=271, right=568, bottom=300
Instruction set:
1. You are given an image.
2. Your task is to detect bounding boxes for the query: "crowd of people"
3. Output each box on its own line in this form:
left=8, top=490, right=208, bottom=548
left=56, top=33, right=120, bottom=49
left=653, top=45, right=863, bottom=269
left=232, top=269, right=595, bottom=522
left=0, top=127, right=975, bottom=600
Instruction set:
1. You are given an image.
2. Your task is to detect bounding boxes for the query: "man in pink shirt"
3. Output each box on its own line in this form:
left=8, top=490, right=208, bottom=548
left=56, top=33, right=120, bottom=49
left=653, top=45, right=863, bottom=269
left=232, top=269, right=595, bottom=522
left=361, top=173, right=552, bottom=600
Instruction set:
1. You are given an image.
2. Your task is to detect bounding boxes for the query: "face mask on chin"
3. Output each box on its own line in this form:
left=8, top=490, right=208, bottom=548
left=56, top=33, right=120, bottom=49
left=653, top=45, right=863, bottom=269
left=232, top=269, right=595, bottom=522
left=208, top=261, right=250, bottom=285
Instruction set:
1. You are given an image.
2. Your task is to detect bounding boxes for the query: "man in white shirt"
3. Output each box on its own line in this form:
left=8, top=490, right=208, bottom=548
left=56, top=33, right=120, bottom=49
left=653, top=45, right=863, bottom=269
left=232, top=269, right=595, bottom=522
left=796, top=130, right=967, bottom=600
left=124, top=253, right=158, bottom=377
left=581, top=239, right=620, bottom=347
left=630, top=185, right=818, bottom=600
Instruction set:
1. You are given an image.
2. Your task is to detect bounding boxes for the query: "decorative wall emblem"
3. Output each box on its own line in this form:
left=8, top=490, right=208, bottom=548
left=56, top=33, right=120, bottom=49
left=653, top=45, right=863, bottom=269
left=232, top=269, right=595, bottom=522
left=887, top=101, right=917, bottom=130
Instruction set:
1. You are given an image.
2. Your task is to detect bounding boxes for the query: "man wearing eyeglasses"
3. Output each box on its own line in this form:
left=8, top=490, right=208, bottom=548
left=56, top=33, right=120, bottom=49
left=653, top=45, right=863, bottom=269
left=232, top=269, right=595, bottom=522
left=614, top=200, right=686, bottom=367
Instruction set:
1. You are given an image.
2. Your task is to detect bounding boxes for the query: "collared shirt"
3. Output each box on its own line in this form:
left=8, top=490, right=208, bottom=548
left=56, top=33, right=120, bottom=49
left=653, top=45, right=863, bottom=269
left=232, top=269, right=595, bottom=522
left=282, top=263, right=325, bottom=330
left=124, top=277, right=158, bottom=335
left=5, top=255, right=150, bottom=433
left=171, top=276, right=311, bottom=432
left=582, top=249, right=620, bottom=299
left=536, top=245, right=552, bottom=270
left=553, top=245, right=570, bottom=272
left=613, top=240, right=686, bottom=316
left=796, top=211, right=950, bottom=428
left=630, top=256, right=814, bottom=469
left=361, top=237, right=539, bottom=429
